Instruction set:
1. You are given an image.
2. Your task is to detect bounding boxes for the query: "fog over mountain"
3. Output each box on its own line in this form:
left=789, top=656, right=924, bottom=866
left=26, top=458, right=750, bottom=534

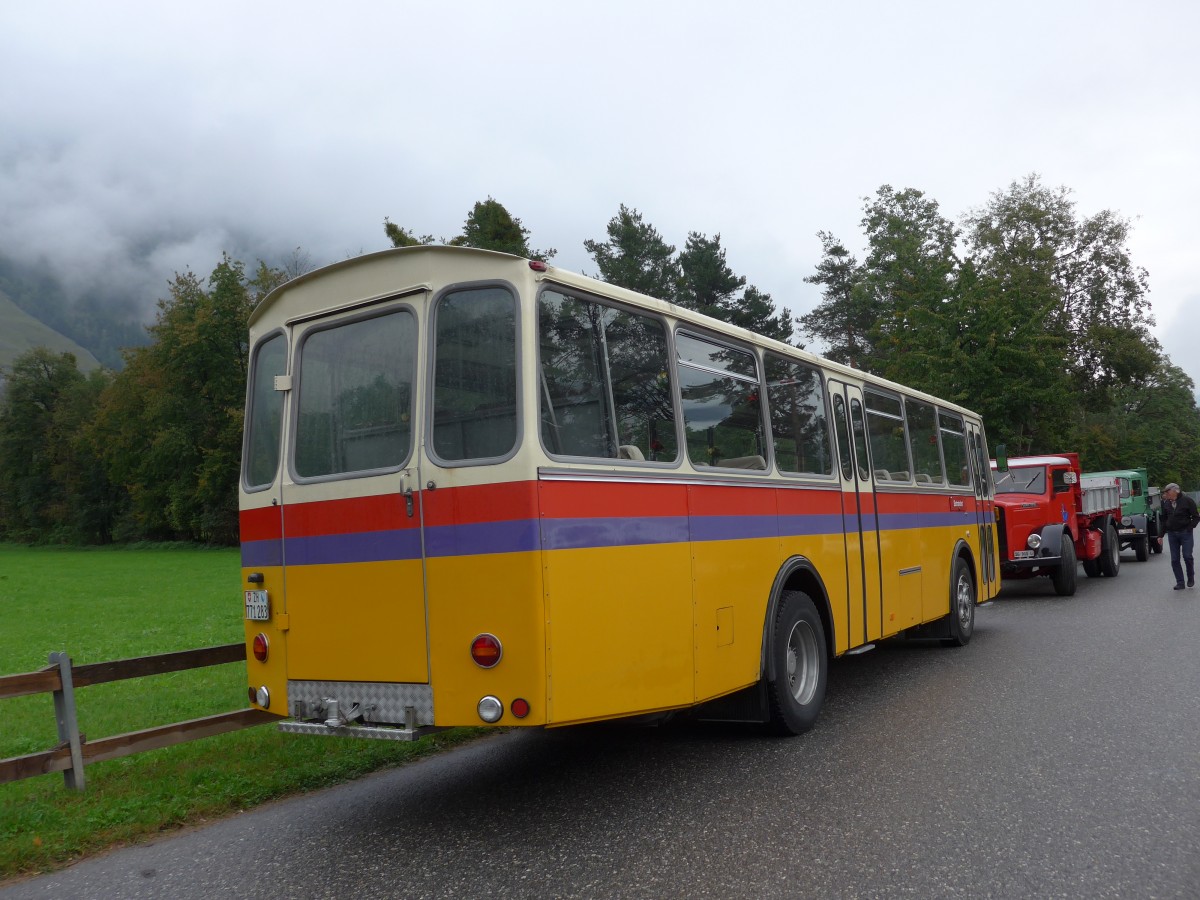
left=2, top=3, right=1198, bottom=383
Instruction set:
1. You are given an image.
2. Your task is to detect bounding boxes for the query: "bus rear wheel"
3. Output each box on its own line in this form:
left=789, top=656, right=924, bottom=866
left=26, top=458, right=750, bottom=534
left=766, top=590, right=827, bottom=735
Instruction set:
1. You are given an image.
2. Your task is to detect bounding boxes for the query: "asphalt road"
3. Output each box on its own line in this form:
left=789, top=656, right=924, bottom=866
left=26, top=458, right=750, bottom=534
left=5, top=550, right=1198, bottom=899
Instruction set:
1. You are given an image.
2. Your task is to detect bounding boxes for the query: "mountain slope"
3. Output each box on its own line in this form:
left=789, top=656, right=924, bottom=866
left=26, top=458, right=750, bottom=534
left=0, top=289, right=102, bottom=372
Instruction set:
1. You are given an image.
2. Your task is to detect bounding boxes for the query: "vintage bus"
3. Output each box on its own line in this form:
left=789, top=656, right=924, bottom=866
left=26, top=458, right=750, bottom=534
left=240, top=245, right=1000, bottom=738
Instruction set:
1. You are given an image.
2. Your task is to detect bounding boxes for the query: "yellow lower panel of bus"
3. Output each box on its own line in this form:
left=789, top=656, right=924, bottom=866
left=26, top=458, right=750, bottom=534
left=425, top=551, right=548, bottom=727
left=542, top=542, right=695, bottom=725
left=284, top=559, right=429, bottom=684
left=691, top=535, right=778, bottom=702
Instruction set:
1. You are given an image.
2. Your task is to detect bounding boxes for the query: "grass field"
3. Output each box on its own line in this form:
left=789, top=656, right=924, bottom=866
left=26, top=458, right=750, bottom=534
left=0, top=544, right=481, bottom=881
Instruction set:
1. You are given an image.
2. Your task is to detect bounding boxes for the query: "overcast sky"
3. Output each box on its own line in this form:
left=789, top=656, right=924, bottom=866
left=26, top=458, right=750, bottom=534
left=2, top=2, right=1197, bottom=385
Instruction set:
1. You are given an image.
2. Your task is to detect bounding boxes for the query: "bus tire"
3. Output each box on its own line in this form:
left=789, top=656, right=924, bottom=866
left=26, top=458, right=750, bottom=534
left=766, top=590, right=827, bottom=735
left=1099, top=522, right=1120, bottom=577
left=1052, top=536, right=1077, bottom=596
left=942, top=556, right=975, bottom=647
left=1135, top=534, right=1149, bottom=562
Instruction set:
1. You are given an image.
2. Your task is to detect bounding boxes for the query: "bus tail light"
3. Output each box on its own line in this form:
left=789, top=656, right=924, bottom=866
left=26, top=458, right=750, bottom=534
left=252, top=685, right=270, bottom=709
left=471, top=633, right=503, bottom=668
left=511, top=698, right=530, bottom=719
left=252, top=633, right=269, bottom=662
left=478, top=695, right=503, bottom=722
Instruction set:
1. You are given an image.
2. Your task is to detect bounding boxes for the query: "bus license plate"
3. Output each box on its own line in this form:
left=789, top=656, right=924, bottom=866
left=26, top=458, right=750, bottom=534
left=245, top=590, right=270, bottom=621
left=1012, top=550, right=1035, bottom=559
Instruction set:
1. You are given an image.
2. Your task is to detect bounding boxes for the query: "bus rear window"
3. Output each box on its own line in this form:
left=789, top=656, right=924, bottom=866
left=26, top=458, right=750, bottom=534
left=432, top=287, right=518, bottom=462
left=294, top=310, right=416, bottom=478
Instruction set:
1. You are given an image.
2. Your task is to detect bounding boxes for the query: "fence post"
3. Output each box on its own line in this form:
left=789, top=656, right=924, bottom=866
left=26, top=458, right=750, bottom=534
left=49, top=651, right=86, bottom=792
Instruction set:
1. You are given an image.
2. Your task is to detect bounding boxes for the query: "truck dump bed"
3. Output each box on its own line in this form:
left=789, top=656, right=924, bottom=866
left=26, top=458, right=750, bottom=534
left=1080, top=475, right=1121, bottom=516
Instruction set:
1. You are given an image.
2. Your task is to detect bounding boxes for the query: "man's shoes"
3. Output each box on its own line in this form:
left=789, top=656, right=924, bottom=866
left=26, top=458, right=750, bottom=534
left=1189, top=579, right=1195, bottom=588
left=1174, top=583, right=1186, bottom=590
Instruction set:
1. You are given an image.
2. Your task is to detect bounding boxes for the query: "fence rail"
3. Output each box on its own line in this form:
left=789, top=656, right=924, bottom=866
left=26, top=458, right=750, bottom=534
left=0, top=643, right=275, bottom=791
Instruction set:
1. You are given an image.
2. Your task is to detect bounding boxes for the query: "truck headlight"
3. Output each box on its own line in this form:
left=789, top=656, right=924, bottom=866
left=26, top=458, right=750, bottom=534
left=1026, top=534, right=1042, bottom=550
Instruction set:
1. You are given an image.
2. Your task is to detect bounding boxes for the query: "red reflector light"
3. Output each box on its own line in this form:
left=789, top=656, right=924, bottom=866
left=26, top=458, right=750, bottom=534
left=471, top=633, right=503, bottom=668
left=252, top=633, right=269, bottom=662
left=529, top=260, right=548, bottom=272
left=511, top=698, right=530, bottom=719
left=247, top=687, right=257, bottom=704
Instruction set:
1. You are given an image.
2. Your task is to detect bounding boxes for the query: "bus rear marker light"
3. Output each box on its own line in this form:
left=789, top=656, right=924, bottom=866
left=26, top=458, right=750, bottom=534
left=478, top=695, right=503, bottom=723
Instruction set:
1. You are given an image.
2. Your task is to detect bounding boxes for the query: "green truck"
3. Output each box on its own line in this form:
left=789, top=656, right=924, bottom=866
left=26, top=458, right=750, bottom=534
left=1083, top=467, right=1161, bottom=560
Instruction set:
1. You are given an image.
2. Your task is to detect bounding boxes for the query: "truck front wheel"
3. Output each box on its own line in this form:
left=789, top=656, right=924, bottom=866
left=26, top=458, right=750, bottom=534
left=1135, top=534, right=1149, bottom=562
left=1099, top=522, right=1121, bottom=577
left=1052, top=535, right=1077, bottom=596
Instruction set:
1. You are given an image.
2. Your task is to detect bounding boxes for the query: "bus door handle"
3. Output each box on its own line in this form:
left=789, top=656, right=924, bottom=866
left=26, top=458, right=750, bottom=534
left=403, top=486, right=414, bottom=518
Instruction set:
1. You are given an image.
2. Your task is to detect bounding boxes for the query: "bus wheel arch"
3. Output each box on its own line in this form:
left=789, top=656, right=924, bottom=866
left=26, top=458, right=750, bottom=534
left=762, top=557, right=835, bottom=683
left=761, top=558, right=833, bottom=735
left=943, top=541, right=977, bottom=647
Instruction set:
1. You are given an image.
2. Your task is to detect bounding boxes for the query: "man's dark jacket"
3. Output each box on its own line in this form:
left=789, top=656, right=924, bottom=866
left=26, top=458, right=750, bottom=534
left=1164, top=493, right=1200, bottom=532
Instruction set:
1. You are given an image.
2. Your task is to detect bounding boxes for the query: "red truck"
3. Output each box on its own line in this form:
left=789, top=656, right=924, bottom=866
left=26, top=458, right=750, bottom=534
left=990, top=453, right=1123, bottom=596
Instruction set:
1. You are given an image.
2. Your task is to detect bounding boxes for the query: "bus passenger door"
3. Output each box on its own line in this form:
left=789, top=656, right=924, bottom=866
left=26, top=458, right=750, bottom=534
left=830, top=381, right=883, bottom=646
left=967, top=423, right=999, bottom=600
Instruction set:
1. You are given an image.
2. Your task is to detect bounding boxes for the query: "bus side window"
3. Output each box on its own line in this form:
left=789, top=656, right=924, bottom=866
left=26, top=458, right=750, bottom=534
left=677, top=333, right=766, bottom=470
left=864, top=391, right=908, bottom=483
left=904, top=398, right=944, bottom=485
left=244, top=332, right=288, bottom=490
left=765, top=354, right=833, bottom=475
left=538, top=290, right=678, bottom=463
left=938, top=411, right=971, bottom=489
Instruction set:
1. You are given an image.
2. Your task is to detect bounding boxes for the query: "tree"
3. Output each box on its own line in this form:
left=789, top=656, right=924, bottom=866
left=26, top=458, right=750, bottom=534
left=384, top=198, right=554, bottom=260
left=583, top=204, right=681, bottom=300
left=800, top=187, right=959, bottom=381
left=95, top=255, right=284, bottom=543
left=1075, top=355, right=1200, bottom=488
left=0, top=349, right=116, bottom=542
left=383, top=219, right=433, bottom=248
left=962, top=174, right=1154, bottom=409
left=676, top=232, right=746, bottom=320
left=801, top=232, right=872, bottom=368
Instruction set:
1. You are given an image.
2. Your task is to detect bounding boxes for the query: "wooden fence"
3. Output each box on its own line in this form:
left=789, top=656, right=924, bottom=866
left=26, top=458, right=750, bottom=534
left=0, top=643, right=275, bottom=791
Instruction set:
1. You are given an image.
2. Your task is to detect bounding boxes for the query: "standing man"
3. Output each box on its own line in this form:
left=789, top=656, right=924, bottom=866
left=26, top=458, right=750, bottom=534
left=1158, top=483, right=1199, bottom=590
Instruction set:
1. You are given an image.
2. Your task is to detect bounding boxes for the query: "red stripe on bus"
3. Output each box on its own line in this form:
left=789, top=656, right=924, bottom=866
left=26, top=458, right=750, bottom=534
left=538, top=480, right=689, bottom=519
left=240, top=506, right=282, bottom=541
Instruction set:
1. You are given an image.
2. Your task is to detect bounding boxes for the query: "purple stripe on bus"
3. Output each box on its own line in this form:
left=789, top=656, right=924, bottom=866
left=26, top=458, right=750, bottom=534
left=286, top=529, right=423, bottom=566
left=241, top=539, right=282, bottom=568
left=777, top=514, right=854, bottom=537
left=541, top=516, right=691, bottom=551
left=877, top=512, right=987, bottom=530
left=246, top=507, right=999, bottom=566
left=424, top=519, right=542, bottom=557
left=690, top=515, right=781, bottom=542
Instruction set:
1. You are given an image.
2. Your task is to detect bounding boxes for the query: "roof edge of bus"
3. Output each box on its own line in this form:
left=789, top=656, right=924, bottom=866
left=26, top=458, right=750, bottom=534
left=249, top=245, right=529, bottom=327
left=250, top=245, right=982, bottom=420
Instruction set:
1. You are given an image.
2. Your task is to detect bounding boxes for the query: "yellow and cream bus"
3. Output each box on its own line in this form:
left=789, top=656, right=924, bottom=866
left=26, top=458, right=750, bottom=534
left=240, top=245, right=999, bottom=738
